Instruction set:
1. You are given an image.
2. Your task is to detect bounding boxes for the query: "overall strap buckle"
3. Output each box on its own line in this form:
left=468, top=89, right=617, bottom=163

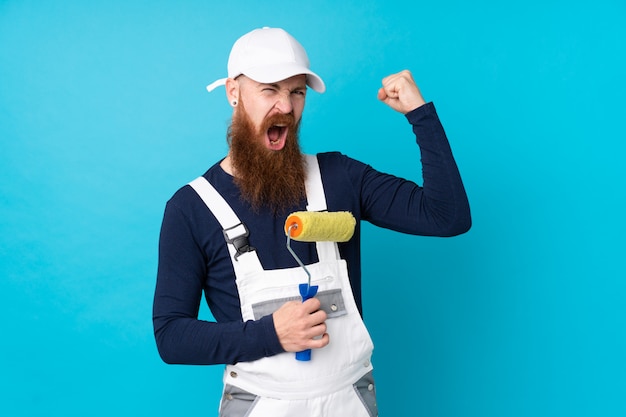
left=223, top=223, right=256, bottom=261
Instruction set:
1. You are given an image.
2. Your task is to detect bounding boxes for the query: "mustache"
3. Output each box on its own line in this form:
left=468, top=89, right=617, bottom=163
left=260, top=112, right=296, bottom=133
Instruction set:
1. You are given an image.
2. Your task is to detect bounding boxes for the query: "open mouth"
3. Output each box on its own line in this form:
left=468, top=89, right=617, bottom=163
left=267, top=124, right=288, bottom=150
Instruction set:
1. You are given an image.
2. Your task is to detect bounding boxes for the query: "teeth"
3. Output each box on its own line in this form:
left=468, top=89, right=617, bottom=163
left=267, top=124, right=288, bottom=147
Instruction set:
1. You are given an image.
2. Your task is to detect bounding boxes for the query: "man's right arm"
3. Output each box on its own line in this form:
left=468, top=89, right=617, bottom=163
left=152, top=198, right=284, bottom=365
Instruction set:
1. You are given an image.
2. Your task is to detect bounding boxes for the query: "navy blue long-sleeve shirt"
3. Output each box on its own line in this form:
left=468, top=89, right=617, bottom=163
left=153, top=102, right=471, bottom=365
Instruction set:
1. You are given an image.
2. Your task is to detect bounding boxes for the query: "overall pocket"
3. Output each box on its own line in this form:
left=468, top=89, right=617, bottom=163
left=353, top=370, right=378, bottom=417
left=219, top=384, right=259, bottom=417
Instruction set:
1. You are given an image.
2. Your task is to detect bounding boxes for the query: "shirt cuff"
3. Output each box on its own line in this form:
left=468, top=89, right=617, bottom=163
left=259, top=314, right=286, bottom=357
left=405, top=101, right=436, bottom=124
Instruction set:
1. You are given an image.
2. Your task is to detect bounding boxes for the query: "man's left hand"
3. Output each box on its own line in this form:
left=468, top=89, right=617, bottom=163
left=377, top=70, right=426, bottom=114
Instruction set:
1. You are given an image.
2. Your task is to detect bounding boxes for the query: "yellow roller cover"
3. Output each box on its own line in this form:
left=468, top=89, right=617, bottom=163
left=284, top=211, right=356, bottom=242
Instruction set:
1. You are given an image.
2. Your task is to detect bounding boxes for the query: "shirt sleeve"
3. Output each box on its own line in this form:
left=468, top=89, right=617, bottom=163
left=355, top=102, right=471, bottom=236
left=152, top=199, right=285, bottom=365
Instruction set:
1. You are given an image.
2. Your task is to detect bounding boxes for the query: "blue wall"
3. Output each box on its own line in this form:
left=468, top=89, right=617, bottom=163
left=1, top=1, right=625, bottom=416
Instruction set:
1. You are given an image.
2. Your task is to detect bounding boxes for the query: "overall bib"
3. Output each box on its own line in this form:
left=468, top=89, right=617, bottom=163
left=190, top=155, right=377, bottom=417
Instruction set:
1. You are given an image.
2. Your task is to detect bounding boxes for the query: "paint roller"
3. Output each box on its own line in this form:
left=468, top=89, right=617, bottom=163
left=284, top=211, right=356, bottom=361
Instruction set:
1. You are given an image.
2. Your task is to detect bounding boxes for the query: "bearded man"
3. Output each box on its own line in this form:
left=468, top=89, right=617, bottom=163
left=153, top=27, right=471, bottom=417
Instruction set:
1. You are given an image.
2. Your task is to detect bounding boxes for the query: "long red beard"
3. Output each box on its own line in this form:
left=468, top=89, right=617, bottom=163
left=227, top=102, right=306, bottom=213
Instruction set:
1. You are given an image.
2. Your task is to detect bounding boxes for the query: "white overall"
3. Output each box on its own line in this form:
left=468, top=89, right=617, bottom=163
left=190, top=155, right=376, bottom=417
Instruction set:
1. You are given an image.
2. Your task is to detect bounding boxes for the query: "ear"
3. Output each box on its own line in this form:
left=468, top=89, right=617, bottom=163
left=225, top=78, right=240, bottom=107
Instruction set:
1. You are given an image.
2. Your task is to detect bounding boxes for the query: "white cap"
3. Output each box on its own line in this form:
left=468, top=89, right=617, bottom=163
left=206, top=27, right=325, bottom=93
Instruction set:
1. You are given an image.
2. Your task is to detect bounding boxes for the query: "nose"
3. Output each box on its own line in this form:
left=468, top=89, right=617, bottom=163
left=274, top=91, right=293, bottom=114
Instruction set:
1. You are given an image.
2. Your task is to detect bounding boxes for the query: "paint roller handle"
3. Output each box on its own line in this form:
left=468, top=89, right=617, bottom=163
left=295, top=283, right=319, bottom=361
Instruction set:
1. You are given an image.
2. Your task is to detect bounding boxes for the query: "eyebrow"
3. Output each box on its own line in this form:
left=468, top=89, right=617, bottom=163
left=261, top=82, right=307, bottom=91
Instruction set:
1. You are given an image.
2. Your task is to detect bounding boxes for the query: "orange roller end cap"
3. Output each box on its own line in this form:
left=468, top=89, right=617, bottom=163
left=285, top=214, right=303, bottom=238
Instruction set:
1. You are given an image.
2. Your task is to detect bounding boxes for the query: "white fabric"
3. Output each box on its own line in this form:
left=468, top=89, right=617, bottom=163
left=188, top=176, right=263, bottom=274
left=189, top=154, right=374, bottom=412
left=303, top=154, right=340, bottom=262
left=206, top=27, right=325, bottom=93
left=245, top=382, right=373, bottom=417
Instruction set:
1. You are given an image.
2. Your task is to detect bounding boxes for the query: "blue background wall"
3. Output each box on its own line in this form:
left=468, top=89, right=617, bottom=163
left=1, top=1, right=625, bottom=416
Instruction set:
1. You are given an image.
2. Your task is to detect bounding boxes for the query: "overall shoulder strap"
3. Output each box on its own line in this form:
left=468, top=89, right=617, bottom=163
left=303, top=155, right=341, bottom=262
left=304, top=154, right=327, bottom=212
left=188, top=176, right=263, bottom=273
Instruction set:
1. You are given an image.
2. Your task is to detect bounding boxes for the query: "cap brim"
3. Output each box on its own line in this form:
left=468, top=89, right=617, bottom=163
left=245, top=63, right=325, bottom=93
left=305, top=72, right=326, bottom=93
left=206, top=65, right=326, bottom=94
left=206, top=66, right=325, bottom=93
left=206, top=78, right=227, bottom=92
